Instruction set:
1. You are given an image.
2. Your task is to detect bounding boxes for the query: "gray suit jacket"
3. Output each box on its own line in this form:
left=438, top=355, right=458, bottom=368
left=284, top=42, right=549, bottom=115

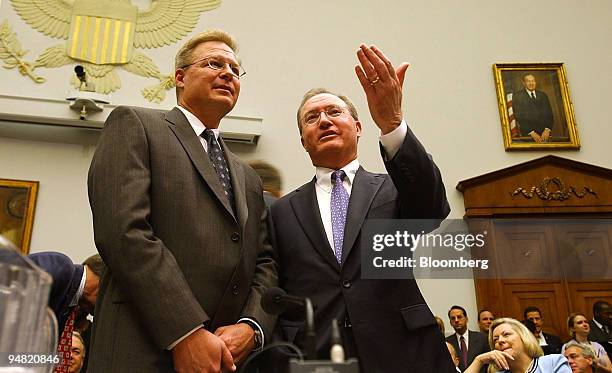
left=87, top=106, right=277, bottom=372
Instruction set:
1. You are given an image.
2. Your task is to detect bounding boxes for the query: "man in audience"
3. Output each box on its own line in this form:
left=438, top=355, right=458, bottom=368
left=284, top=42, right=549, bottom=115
left=524, top=306, right=563, bottom=355
left=564, top=341, right=597, bottom=373
left=446, top=305, right=489, bottom=372
left=249, top=160, right=283, bottom=206
left=27, top=252, right=103, bottom=372
left=589, top=301, right=612, bottom=358
left=88, top=29, right=276, bottom=373
left=28, top=252, right=103, bottom=333
left=69, top=331, right=86, bottom=373
left=477, top=309, right=494, bottom=334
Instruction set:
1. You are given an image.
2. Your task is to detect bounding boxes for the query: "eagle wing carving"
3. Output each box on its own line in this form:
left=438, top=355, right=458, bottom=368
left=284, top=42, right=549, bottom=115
left=9, top=0, right=72, bottom=39
left=135, top=0, right=221, bottom=49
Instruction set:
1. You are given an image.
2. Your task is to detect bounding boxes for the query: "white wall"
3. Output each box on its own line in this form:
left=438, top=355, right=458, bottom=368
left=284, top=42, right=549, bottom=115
left=1, top=0, right=611, bottom=331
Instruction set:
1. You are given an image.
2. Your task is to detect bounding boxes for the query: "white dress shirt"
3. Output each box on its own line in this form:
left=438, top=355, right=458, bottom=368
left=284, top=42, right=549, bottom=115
left=314, top=120, right=408, bottom=251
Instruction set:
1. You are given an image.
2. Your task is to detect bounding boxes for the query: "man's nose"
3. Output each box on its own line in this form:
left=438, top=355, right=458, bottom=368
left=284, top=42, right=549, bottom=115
left=218, top=67, right=235, bottom=80
left=317, top=113, right=333, bottom=127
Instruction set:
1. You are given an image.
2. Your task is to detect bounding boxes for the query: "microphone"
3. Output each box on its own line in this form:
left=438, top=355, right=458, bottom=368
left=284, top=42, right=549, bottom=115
left=261, top=287, right=317, bottom=360
left=329, top=318, right=345, bottom=363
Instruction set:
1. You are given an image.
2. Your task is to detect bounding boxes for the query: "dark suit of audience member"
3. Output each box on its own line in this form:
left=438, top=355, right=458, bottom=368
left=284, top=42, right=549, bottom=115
left=269, top=45, right=454, bottom=373
left=446, top=330, right=490, bottom=372
left=28, top=252, right=84, bottom=334
left=541, top=332, right=563, bottom=355
left=589, top=301, right=612, bottom=359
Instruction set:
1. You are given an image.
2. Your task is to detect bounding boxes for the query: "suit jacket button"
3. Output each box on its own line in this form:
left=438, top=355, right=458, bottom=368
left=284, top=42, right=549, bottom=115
left=232, top=284, right=239, bottom=295
left=342, top=279, right=351, bottom=288
left=231, top=232, right=240, bottom=242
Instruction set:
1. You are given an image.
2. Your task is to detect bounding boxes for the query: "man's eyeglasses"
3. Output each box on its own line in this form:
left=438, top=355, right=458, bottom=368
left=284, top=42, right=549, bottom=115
left=181, top=57, right=246, bottom=79
left=302, top=105, right=346, bottom=126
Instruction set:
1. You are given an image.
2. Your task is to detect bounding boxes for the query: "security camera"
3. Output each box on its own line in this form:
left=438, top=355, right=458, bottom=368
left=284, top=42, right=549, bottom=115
left=74, top=65, right=95, bottom=92
left=74, top=65, right=86, bottom=84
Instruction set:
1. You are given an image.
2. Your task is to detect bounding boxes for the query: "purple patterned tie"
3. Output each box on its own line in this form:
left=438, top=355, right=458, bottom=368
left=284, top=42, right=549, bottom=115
left=331, top=170, right=349, bottom=264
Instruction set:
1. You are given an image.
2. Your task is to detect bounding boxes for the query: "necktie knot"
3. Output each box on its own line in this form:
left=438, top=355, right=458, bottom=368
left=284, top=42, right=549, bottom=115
left=201, top=128, right=215, bottom=141
left=332, top=170, right=346, bottom=183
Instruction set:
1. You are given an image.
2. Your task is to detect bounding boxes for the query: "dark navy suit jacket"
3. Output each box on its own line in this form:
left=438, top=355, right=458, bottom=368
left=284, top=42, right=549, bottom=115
left=269, top=127, right=455, bottom=372
left=29, top=252, right=83, bottom=333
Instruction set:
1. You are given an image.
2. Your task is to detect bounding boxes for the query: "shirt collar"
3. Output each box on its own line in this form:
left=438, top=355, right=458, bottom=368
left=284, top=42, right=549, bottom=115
left=70, top=266, right=86, bottom=307
left=315, top=159, right=359, bottom=193
left=177, top=106, right=220, bottom=139
left=592, top=318, right=605, bottom=330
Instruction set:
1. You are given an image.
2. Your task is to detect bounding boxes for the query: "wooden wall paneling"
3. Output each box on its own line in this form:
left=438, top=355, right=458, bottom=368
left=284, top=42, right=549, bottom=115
left=504, top=281, right=570, bottom=339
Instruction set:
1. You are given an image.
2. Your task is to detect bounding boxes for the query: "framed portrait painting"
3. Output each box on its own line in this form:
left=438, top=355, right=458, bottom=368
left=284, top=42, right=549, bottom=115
left=0, top=178, right=38, bottom=254
left=493, top=63, right=579, bottom=150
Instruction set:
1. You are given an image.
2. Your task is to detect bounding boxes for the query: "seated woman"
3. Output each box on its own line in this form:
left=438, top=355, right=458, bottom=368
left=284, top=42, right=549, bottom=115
left=464, top=318, right=571, bottom=373
left=563, top=341, right=597, bottom=373
left=562, top=313, right=612, bottom=373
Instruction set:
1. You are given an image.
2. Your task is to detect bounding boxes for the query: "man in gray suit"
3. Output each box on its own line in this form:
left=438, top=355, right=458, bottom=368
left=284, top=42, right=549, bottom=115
left=88, top=29, right=276, bottom=373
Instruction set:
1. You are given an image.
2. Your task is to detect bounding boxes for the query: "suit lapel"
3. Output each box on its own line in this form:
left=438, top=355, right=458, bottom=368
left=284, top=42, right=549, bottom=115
left=341, top=167, right=384, bottom=262
left=223, top=140, right=248, bottom=230
left=290, top=180, right=340, bottom=272
left=165, top=108, right=236, bottom=221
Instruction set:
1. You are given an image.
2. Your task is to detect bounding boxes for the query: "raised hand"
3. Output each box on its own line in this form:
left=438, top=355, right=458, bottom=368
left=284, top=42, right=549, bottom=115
left=355, top=44, right=409, bottom=134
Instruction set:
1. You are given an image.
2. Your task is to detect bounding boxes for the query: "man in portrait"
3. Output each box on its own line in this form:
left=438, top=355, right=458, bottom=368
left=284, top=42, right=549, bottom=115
left=512, top=73, right=554, bottom=142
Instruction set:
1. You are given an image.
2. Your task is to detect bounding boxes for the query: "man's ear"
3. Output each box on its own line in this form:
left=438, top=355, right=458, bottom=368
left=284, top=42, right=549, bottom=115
left=355, top=120, right=362, bottom=139
left=175, top=69, right=185, bottom=88
left=301, top=136, right=307, bottom=151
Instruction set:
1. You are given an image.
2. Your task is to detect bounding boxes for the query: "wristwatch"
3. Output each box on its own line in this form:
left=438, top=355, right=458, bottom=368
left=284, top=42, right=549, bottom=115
left=240, top=320, right=262, bottom=350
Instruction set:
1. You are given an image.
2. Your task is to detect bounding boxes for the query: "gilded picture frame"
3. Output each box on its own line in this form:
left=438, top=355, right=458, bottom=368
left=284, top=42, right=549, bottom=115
left=0, top=178, right=39, bottom=254
left=493, top=63, right=579, bottom=150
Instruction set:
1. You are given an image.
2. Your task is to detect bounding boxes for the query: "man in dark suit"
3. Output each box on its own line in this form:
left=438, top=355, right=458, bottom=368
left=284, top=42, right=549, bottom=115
left=27, top=252, right=103, bottom=373
left=28, top=252, right=102, bottom=338
left=269, top=44, right=454, bottom=372
left=588, top=301, right=612, bottom=359
left=512, top=73, right=554, bottom=142
left=524, top=306, right=563, bottom=355
left=88, top=29, right=276, bottom=373
left=446, top=305, right=490, bottom=372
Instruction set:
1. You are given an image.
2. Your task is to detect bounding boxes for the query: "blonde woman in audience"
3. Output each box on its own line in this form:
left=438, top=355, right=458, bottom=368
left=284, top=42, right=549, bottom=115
left=562, top=313, right=612, bottom=373
left=464, top=318, right=571, bottom=373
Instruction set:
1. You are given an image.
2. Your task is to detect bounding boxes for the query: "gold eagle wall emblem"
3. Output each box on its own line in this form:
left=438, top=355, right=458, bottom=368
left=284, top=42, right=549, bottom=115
left=3, top=0, right=221, bottom=102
